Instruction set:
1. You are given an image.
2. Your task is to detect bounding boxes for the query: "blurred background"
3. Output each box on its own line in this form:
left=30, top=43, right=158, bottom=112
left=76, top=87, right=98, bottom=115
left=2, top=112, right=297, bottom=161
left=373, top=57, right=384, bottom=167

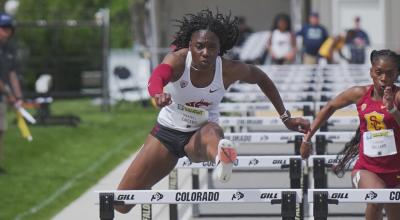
left=0, top=0, right=399, bottom=220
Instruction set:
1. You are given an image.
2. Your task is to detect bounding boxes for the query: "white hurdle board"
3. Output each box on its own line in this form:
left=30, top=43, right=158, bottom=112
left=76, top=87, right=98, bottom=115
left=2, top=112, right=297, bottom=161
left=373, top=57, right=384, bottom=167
left=309, top=189, right=400, bottom=203
left=97, top=189, right=303, bottom=204
left=308, top=155, right=356, bottom=169
left=176, top=155, right=302, bottom=169
left=222, top=131, right=354, bottom=143
left=219, top=102, right=314, bottom=113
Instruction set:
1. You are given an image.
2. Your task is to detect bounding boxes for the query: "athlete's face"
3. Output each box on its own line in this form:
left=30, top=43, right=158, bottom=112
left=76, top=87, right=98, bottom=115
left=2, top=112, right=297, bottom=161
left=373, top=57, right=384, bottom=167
left=189, top=30, right=220, bottom=71
left=370, top=58, right=399, bottom=94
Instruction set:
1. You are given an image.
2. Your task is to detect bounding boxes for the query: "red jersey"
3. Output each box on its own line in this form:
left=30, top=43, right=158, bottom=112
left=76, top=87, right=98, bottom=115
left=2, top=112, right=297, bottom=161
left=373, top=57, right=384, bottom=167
left=355, top=85, right=400, bottom=173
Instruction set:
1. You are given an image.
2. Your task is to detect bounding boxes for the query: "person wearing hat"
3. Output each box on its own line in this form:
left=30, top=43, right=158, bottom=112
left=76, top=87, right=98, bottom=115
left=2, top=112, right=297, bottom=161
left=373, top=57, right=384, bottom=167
left=297, top=12, right=329, bottom=64
left=0, top=13, right=23, bottom=173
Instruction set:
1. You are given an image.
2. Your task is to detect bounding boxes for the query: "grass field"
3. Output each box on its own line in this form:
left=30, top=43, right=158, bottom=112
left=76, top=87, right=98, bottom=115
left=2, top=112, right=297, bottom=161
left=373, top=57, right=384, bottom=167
left=0, top=99, right=158, bottom=220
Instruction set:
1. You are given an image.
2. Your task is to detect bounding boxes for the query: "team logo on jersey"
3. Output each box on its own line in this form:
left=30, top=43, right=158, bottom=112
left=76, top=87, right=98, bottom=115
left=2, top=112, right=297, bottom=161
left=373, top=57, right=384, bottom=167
left=365, top=111, right=386, bottom=130
left=361, top=103, right=367, bottom=111
left=180, top=80, right=188, bottom=88
left=186, top=99, right=212, bottom=108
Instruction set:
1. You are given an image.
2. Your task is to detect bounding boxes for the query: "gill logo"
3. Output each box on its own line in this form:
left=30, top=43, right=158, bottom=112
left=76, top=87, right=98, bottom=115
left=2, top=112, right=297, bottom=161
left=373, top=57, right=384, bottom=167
left=365, top=111, right=386, bottom=130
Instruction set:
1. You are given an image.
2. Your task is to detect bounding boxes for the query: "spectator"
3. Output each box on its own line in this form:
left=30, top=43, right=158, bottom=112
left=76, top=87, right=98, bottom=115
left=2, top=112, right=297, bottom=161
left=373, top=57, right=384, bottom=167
left=267, top=13, right=297, bottom=65
left=318, top=30, right=355, bottom=64
left=297, top=12, right=328, bottom=64
left=235, top=16, right=253, bottom=47
left=0, top=13, right=24, bottom=174
left=347, top=16, right=370, bottom=64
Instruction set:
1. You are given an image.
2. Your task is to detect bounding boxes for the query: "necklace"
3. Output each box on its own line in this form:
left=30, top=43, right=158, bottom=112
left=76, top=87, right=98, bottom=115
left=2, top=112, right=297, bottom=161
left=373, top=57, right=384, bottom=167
left=190, top=64, right=200, bottom=71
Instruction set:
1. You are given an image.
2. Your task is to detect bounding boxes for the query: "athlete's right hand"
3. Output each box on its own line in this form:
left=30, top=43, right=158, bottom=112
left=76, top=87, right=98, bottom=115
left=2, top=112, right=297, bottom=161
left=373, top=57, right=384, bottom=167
left=300, top=141, right=313, bottom=159
left=153, top=93, right=172, bottom=108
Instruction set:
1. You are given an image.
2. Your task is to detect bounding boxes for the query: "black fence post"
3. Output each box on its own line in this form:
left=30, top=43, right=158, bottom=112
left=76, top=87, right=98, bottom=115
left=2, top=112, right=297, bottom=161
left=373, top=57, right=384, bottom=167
left=315, top=135, right=327, bottom=155
left=314, top=191, right=328, bottom=220
left=313, top=158, right=327, bottom=188
left=294, top=135, right=303, bottom=155
left=289, top=158, right=301, bottom=189
left=99, top=193, right=114, bottom=220
left=281, top=191, right=297, bottom=220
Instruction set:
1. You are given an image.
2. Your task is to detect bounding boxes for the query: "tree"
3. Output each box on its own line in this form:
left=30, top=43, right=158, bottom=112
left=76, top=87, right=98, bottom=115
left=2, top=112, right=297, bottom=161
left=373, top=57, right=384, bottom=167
left=9, top=0, right=135, bottom=96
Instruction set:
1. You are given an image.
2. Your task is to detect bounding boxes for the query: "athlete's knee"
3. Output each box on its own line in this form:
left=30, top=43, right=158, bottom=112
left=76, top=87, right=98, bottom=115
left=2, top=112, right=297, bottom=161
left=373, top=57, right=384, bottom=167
left=200, top=122, right=223, bottom=138
left=367, top=203, right=384, bottom=212
left=114, top=204, right=135, bottom=214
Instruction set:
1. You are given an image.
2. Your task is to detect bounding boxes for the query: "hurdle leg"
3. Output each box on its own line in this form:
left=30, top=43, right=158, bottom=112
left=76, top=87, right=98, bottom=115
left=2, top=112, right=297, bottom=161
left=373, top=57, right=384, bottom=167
left=313, top=191, right=328, bottom=220
left=141, top=204, right=152, bottom=220
left=99, top=193, right=114, bottom=220
left=169, top=168, right=178, bottom=220
left=281, top=191, right=297, bottom=220
left=192, top=168, right=200, bottom=217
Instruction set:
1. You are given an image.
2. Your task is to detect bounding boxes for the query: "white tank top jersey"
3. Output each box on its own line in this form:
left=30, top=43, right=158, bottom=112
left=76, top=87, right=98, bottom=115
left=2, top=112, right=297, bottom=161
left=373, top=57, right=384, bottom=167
left=157, top=51, right=226, bottom=132
left=270, top=29, right=292, bottom=59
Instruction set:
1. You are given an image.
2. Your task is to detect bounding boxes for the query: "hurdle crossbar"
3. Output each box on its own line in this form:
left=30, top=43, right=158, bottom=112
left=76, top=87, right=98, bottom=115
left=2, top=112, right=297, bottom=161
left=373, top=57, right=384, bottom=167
left=98, top=189, right=302, bottom=220
left=309, top=189, right=400, bottom=219
left=176, top=155, right=302, bottom=169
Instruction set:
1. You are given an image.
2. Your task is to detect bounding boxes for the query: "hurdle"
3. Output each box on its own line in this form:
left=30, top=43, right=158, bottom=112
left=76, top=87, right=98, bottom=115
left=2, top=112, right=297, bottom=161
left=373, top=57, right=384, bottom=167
left=308, top=189, right=400, bottom=219
left=219, top=116, right=314, bottom=132
left=167, top=155, right=303, bottom=219
left=98, top=189, right=303, bottom=220
left=308, top=155, right=356, bottom=189
left=219, top=102, right=315, bottom=116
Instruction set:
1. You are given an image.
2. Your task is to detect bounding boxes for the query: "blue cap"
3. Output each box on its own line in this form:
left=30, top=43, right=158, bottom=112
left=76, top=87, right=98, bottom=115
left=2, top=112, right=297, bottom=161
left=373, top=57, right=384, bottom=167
left=0, top=13, right=14, bottom=27
left=310, top=12, right=319, bottom=18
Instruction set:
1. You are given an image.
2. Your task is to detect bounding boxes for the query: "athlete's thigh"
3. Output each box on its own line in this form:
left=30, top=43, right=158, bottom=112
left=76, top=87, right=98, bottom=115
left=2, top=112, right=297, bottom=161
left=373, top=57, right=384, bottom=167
left=384, top=184, right=400, bottom=220
left=352, top=169, right=386, bottom=189
left=118, top=134, right=178, bottom=190
left=184, top=122, right=223, bottom=162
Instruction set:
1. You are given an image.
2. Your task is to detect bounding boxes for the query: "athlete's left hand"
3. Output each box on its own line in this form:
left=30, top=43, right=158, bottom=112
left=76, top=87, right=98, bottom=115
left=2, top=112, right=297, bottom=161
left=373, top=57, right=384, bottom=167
left=383, top=86, right=395, bottom=111
left=283, top=117, right=310, bottom=133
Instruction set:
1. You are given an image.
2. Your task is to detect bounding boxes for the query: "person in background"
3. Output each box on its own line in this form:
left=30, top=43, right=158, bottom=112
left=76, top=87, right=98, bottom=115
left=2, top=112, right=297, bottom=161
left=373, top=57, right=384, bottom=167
left=347, top=16, right=370, bottom=64
left=318, top=30, right=355, bottom=64
left=301, top=49, right=400, bottom=220
left=235, top=16, right=253, bottom=47
left=267, top=13, right=297, bottom=65
left=0, top=13, right=24, bottom=174
left=297, top=12, right=328, bottom=64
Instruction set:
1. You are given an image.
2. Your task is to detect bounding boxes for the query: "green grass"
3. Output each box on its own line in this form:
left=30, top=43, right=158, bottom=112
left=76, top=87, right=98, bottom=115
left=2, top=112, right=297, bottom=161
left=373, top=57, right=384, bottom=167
left=0, top=99, right=158, bottom=220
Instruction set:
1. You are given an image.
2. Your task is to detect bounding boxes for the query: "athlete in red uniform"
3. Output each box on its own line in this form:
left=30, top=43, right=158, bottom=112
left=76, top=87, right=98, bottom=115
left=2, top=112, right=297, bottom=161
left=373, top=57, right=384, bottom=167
left=301, top=49, right=400, bottom=220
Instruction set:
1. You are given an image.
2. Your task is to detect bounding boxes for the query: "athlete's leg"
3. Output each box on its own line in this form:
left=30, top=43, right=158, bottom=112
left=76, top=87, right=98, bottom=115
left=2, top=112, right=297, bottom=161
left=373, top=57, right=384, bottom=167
left=115, top=134, right=178, bottom=214
left=352, top=169, right=385, bottom=220
left=184, top=122, right=237, bottom=182
left=384, top=180, right=400, bottom=220
left=184, top=122, right=224, bottom=162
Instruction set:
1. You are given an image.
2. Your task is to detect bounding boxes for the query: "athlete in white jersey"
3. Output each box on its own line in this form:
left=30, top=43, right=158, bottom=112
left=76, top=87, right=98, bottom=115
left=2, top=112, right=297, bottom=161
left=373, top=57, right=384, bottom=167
left=115, top=9, right=310, bottom=214
left=157, top=50, right=225, bottom=131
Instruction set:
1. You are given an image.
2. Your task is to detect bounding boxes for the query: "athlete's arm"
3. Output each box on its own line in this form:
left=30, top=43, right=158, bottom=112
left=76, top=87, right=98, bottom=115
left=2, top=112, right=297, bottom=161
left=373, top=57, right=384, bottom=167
left=300, top=86, right=367, bottom=158
left=148, top=50, right=186, bottom=107
left=387, top=88, right=400, bottom=125
left=223, top=60, right=309, bottom=133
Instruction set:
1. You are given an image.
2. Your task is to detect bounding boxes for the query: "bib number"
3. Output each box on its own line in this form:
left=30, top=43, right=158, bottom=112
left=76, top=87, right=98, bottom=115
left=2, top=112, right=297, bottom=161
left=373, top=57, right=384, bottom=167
left=363, top=129, right=397, bottom=157
left=171, top=103, right=209, bottom=129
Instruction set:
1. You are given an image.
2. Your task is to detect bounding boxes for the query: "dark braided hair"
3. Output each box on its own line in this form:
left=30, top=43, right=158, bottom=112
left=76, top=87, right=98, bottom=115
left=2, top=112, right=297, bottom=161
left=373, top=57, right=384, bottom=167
left=370, top=49, right=400, bottom=71
left=171, top=9, right=239, bottom=56
left=332, top=127, right=360, bottom=177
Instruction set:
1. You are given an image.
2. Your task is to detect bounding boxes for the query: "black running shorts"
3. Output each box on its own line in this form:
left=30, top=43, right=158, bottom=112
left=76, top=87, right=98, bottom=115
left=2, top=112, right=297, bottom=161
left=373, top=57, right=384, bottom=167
left=150, top=122, right=197, bottom=158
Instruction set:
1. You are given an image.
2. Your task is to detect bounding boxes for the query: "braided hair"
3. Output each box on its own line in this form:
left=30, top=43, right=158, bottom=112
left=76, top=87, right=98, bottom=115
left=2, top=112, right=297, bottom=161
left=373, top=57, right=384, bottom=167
left=332, top=127, right=360, bottom=177
left=370, top=49, right=400, bottom=71
left=172, top=9, right=239, bottom=56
